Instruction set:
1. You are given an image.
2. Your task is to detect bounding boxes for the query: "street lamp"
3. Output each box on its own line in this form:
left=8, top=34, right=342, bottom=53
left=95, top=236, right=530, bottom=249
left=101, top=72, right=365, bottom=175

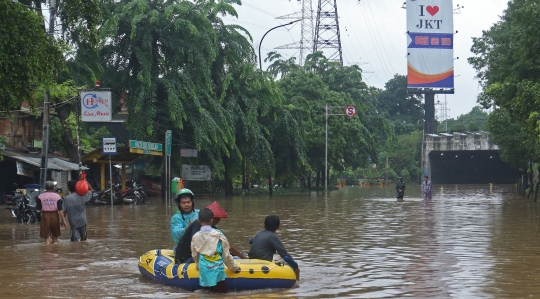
left=258, top=20, right=301, bottom=70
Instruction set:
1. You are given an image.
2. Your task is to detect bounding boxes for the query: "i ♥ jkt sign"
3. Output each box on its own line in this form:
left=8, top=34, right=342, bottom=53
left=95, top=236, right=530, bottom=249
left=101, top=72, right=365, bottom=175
left=406, top=0, right=454, bottom=89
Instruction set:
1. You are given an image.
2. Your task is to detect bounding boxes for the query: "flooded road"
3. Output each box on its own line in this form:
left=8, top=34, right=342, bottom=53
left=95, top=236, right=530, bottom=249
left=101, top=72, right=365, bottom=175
left=1, top=184, right=539, bottom=298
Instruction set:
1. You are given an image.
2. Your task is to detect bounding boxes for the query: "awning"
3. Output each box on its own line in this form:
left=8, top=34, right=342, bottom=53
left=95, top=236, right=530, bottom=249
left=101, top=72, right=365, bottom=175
left=81, top=146, right=145, bottom=164
left=2, top=150, right=87, bottom=171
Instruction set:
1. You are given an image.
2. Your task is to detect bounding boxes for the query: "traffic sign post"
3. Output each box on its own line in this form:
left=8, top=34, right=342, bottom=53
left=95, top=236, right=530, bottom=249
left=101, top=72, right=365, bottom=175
left=102, top=137, right=117, bottom=205
left=344, top=105, right=357, bottom=118
left=165, top=130, right=172, bottom=208
left=325, top=105, right=356, bottom=193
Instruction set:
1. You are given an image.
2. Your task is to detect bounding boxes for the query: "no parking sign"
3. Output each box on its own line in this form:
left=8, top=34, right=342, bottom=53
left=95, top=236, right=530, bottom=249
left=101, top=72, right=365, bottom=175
left=344, top=105, right=357, bottom=118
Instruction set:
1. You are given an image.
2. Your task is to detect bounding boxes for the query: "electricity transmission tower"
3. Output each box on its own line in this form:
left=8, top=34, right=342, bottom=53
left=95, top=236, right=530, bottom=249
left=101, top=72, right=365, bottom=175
left=275, top=0, right=314, bottom=66
left=313, top=0, right=343, bottom=65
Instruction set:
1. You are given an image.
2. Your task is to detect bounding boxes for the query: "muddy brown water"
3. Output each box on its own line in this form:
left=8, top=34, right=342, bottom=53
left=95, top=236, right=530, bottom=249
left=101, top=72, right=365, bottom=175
left=1, top=184, right=539, bottom=298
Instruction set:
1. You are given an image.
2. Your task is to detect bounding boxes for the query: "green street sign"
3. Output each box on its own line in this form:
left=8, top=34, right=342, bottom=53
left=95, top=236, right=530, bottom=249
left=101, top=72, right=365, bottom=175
left=165, top=130, right=172, bottom=156
left=129, top=140, right=162, bottom=152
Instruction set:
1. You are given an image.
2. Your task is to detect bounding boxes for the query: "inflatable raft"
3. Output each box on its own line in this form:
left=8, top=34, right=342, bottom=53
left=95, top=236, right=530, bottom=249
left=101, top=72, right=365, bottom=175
left=138, top=249, right=297, bottom=291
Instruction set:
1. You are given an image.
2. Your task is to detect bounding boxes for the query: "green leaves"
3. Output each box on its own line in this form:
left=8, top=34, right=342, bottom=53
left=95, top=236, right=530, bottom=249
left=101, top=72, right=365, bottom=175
left=469, top=0, right=540, bottom=165
left=0, top=0, right=59, bottom=113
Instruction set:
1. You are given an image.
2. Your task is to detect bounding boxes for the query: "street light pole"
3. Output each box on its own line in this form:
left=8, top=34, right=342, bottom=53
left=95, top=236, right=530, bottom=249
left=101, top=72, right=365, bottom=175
left=40, top=0, right=56, bottom=191
left=258, top=20, right=301, bottom=70
left=325, top=105, right=328, bottom=193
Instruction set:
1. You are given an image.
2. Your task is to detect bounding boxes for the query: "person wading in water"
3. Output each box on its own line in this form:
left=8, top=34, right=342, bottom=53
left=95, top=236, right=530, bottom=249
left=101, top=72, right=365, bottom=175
left=396, top=177, right=406, bottom=202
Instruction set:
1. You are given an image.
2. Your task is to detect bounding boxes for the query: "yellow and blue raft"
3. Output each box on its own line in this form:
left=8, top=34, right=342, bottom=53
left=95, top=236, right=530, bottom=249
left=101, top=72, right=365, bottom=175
left=138, top=249, right=297, bottom=291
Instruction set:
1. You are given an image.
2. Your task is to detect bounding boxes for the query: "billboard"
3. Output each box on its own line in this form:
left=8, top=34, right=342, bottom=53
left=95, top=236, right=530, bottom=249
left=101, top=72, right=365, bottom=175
left=81, top=91, right=112, bottom=121
left=407, top=0, right=454, bottom=89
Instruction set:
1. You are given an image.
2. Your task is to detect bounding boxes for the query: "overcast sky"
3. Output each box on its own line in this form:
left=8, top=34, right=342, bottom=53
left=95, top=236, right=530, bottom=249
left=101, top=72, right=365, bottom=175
left=225, top=0, right=509, bottom=120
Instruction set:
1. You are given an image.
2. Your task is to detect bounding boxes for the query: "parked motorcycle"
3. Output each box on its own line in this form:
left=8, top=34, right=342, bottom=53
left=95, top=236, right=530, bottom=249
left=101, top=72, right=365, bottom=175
left=5, top=184, right=41, bottom=224
left=89, top=182, right=148, bottom=205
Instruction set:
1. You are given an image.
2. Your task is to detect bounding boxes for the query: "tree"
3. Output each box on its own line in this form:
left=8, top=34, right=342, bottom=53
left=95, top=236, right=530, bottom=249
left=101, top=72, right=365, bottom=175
left=275, top=52, right=388, bottom=187
left=468, top=0, right=540, bottom=165
left=376, top=74, right=424, bottom=135
left=0, top=0, right=59, bottom=113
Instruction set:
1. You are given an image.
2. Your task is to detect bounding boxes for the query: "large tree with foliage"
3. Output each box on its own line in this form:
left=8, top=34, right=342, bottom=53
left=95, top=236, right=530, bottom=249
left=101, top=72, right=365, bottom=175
left=269, top=52, right=387, bottom=187
left=0, top=0, right=59, bottom=112
left=469, top=0, right=540, bottom=165
left=375, top=74, right=424, bottom=135
left=4, top=0, right=102, bottom=162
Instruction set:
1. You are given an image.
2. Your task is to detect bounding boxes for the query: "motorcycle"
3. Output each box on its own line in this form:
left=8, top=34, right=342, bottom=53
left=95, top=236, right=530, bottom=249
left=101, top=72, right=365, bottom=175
left=5, top=184, right=41, bottom=224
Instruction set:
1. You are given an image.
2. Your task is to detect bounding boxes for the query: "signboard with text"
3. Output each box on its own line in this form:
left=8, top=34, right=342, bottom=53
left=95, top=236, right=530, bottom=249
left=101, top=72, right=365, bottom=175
left=406, top=0, right=454, bottom=89
left=129, top=140, right=162, bottom=155
left=81, top=91, right=112, bottom=122
left=181, top=164, right=211, bottom=181
left=102, top=137, right=117, bottom=155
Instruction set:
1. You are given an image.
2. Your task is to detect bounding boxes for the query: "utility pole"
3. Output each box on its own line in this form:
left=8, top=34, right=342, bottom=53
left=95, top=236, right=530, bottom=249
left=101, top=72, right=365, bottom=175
left=314, top=0, right=343, bottom=65
left=40, top=0, right=56, bottom=190
left=276, top=0, right=314, bottom=65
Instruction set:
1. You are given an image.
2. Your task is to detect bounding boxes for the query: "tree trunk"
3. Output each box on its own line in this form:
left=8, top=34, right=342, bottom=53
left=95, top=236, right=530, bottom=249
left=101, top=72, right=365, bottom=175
left=241, top=159, right=246, bottom=190
left=307, top=172, right=312, bottom=190
left=268, top=175, right=273, bottom=196
left=246, top=157, right=251, bottom=191
left=54, top=103, right=80, bottom=163
left=223, top=155, right=233, bottom=196
left=528, top=159, right=534, bottom=199
left=316, top=170, right=320, bottom=188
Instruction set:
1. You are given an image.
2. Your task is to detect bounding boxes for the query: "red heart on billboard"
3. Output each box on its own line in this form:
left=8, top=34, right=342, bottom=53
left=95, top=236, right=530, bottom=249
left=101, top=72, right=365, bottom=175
left=426, top=5, right=439, bottom=16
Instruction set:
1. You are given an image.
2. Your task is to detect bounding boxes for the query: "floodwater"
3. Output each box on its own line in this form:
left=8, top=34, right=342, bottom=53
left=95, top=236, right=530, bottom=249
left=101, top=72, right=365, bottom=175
left=1, top=184, right=540, bottom=298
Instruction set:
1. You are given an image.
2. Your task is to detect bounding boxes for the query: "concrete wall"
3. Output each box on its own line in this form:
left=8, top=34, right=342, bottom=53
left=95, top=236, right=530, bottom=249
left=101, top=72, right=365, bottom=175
left=422, top=131, right=518, bottom=183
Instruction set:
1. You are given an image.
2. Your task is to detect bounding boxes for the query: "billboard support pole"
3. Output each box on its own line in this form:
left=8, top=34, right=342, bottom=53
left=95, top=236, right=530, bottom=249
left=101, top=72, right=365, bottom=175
left=424, top=93, right=435, bottom=134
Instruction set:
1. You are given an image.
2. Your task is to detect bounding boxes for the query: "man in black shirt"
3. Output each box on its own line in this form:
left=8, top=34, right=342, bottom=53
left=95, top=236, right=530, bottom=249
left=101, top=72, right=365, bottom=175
left=248, top=215, right=300, bottom=280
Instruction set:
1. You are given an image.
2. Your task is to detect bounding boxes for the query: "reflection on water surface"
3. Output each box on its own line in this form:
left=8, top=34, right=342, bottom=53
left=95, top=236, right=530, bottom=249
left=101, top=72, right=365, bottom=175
left=0, top=184, right=538, bottom=298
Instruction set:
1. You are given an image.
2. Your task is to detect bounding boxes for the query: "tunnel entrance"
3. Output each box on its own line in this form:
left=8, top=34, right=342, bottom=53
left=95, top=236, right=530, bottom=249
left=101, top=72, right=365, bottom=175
left=429, top=150, right=520, bottom=184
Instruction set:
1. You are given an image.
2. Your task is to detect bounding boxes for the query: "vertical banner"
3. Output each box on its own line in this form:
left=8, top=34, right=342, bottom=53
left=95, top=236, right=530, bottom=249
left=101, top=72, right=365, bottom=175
left=407, top=0, right=454, bottom=89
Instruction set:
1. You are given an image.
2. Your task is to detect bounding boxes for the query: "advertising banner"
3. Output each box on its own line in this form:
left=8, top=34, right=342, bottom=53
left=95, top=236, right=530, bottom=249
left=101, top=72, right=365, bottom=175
left=81, top=91, right=112, bottom=121
left=407, top=0, right=454, bottom=89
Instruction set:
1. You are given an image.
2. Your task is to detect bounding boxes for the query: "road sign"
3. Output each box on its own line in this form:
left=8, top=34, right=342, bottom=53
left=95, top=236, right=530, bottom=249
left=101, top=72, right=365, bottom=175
left=344, top=105, right=357, bottom=118
left=181, top=164, right=211, bottom=181
left=129, top=140, right=162, bottom=151
left=102, top=137, right=117, bottom=154
left=165, top=130, right=172, bottom=156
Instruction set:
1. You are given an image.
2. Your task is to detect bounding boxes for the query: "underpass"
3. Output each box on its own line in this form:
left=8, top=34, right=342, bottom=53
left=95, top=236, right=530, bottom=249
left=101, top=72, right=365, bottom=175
left=423, top=132, right=520, bottom=184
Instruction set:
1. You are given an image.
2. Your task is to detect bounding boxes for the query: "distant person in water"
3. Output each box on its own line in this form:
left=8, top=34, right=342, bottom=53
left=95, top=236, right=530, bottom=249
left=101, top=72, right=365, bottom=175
left=396, top=177, right=405, bottom=201
left=421, top=176, right=432, bottom=200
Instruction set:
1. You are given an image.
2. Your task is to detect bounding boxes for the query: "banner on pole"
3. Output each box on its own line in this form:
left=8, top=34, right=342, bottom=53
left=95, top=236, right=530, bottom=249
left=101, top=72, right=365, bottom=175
left=406, top=0, right=454, bottom=89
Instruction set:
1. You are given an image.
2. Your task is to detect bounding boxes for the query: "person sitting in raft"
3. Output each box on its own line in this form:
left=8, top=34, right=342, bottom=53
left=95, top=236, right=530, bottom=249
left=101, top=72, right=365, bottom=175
left=175, top=201, right=247, bottom=264
left=170, top=188, right=199, bottom=245
left=248, top=214, right=300, bottom=280
left=191, top=208, right=241, bottom=293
